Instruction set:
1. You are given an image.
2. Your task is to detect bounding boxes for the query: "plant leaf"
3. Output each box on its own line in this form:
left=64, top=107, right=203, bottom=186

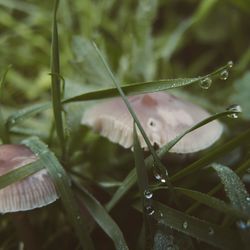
left=212, top=163, right=250, bottom=216
left=22, top=137, right=94, bottom=250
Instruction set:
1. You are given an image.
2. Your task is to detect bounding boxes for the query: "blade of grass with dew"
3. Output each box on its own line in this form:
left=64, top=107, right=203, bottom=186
left=0, top=160, right=44, bottom=190
left=62, top=62, right=231, bottom=104
left=106, top=110, right=240, bottom=211
left=51, top=0, right=65, bottom=157
left=175, top=187, right=250, bottom=220
left=5, top=102, right=51, bottom=129
left=73, top=182, right=129, bottom=250
left=186, top=157, right=250, bottom=215
left=212, top=163, right=250, bottom=216
left=92, top=42, right=172, bottom=192
left=22, top=137, right=94, bottom=250
left=151, top=201, right=242, bottom=250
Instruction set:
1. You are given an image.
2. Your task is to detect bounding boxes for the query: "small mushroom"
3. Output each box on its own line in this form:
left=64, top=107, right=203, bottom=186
left=0, top=144, right=58, bottom=213
left=81, top=92, right=223, bottom=153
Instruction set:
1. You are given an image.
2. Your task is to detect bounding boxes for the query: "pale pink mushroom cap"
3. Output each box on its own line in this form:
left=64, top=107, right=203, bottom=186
left=81, top=92, right=223, bottom=154
left=0, top=144, right=58, bottom=213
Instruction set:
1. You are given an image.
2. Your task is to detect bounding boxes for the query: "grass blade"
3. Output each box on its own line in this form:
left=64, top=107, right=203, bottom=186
left=212, top=163, right=250, bottom=215
left=22, top=137, right=94, bottom=250
left=51, top=0, right=65, bottom=157
left=175, top=187, right=250, bottom=220
left=62, top=62, right=231, bottom=104
left=0, top=160, right=44, bottom=190
left=74, top=182, right=129, bottom=250
left=152, top=201, right=242, bottom=250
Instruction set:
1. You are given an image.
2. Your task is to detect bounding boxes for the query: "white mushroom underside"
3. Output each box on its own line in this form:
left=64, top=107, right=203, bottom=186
left=0, top=169, right=58, bottom=213
left=81, top=92, right=223, bottom=154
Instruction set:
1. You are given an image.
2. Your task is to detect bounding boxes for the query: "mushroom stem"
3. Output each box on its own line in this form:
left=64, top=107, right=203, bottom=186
left=12, top=213, right=41, bottom=250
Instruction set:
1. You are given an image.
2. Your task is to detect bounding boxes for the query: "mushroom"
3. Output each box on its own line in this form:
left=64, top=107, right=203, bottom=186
left=0, top=144, right=58, bottom=213
left=81, top=92, right=223, bottom=154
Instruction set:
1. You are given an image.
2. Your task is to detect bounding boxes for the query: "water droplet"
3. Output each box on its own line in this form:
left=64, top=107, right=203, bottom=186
left=182, top=221, right=188, bottom=229
left=227, top=61, right=234, bottom=68
left=199, top=77, right=212, bottom=89
left=76, top=215, right=80, bottom=220
left=144, top=189, right=153, bottom=199
left=226, top=104, right=242, bottom=118
left=153, top=169, right=168, bottom=183
left=220, top=70, right=229, bottom=80
left=208, top=227, right=214, bottom=235
left=246, top=197, right=250, bottom=202
left=145, top=205, right=155, bottom=216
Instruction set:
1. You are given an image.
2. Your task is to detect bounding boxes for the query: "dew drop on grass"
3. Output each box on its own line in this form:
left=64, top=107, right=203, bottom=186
left=226, top=104, right=242, bottom=118
left=227, top=61, right=234, bottom=68
left=199, top=77, right=212, bottom=89
left=220, top=70, right=229, bottom=80
left=144, top=189, right=153, bottom=199
left=182, top=221, right=188, bottom=229
left=153, top=169, right=167, bottom=183
left=208, top=227, right=214, bottom=235
left=145, top=205, right=155, bottom=216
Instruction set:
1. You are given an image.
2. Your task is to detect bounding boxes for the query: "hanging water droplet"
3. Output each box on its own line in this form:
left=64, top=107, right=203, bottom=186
left=226, top=104, right=242, bottom=118
left=227, top=61, right=234, bottom=68
left=144, top=189, right=153, bottom=199
left=182, top=221, right=188, bottom=229
left=220, top=70, right=229, bottom=80
left=208, top=227, right=214, bottom=235
left=153, top=169, right=161, bottom=181
left=145, top=205, right=155, bottom=216
left=199, top=77, right=212, bottom=89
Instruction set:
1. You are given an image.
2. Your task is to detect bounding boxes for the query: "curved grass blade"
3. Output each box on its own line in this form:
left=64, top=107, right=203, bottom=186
left=93, top=42, right=171, bottom=193
left=212, top=163, right=250, bottom=215
left=170, top=128, right=250, bottom=182
left=22, top=137, right=94, bottom=250
left=152, top=201, right=242, bottom=250
left=0, top=160, right=44, bottom=190
left=175, top=187, right=250, bottom=220
left=106, top=110, right=239, bottom=211
left=186, top=157, right=250, bottom=215
left=6, top=102, right=51, bottom=129
left=51, top=0, right=65, bottom=157
left=62, top=63, right=231, bottom=104
left=74, top=182, right=129, bottom=250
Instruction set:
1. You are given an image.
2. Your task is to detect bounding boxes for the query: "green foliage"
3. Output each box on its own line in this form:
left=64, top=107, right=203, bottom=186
left=0, top=0, right=250, bottom=249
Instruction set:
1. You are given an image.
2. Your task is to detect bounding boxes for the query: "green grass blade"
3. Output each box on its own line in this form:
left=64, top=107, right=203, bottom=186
left=6, top=102, right=51, bottom=129
left=106, top=110, right=239, bottom=210
left=22, top=137, right=94, bottom=250
left=212, top=163, right=250, bottom=215
left=170, top=128, right=250, bottom=182
left=74, top=182, right=129, bottom=250
left=0, top=160, right=44, bottom=190
left=62, top=62, right=231, bottom=104
left=175, top=187, right=250, bottom=220
left=51, top=0, right=65, bottom=157
left=152, top=201, right=242, bottom=250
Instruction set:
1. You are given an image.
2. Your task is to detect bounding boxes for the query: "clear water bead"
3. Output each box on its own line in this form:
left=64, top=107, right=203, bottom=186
left=145, top=205, right=155, bottom=216
left=199, top=77, right=212, bottom=89
left=182, top=221, right=188, bottom=229
left=227, top=61, right=234, bottom=68
left=220, top=70, right=229, bottom=80
left=144, top=189, right=153, bottom=199
left=226, top=104, right=242, bottom=118
left=153, top=169, right=167, bottom=183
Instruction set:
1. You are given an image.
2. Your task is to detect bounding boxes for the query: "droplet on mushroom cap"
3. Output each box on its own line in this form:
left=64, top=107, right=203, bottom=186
left=81, top=92, right=223, bottom=154
left=0, top=144, right=58, bottom=213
